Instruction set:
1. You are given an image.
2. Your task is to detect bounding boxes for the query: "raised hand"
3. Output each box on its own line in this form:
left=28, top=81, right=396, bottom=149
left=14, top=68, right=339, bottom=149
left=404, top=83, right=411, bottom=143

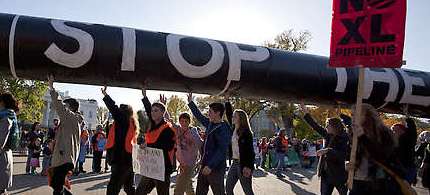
left=187, top=92, right=193, bottom=103
left=47, top=75, right=54, bottom=90
left=160, top=94, right=167, bottom=105
left=101, top=85, right=107, bottom=96
left=141, top=80, right=148, bottom=97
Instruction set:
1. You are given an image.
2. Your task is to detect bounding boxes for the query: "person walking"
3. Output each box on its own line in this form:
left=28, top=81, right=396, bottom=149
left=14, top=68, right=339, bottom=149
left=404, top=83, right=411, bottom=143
left=91, top=125, right=106, bottom=174
left=47, top=76, right=84, bottom=195
left=273, top=129, right=288, bottom=177
left=259, top=137, right=269, bottom=169
left=136, top=89, right=176, bottom=195
left=299, top=102, right=349, bottom=195
left=26, top=122, right=43, bottom=174
left=187, top=92, right=231, bottom=195
left=75, top=128, right=89, bottom=175
left=391, top=106, right=418, bottom=184
left=225, top=109, right=255, bottom=195
left=0, top=93, right=19, bottom=195
left=41, top=139, right=54, bottom=176
left=173, top=112, right=203, bottom=195
left=102, top=86, right=137, bottom=195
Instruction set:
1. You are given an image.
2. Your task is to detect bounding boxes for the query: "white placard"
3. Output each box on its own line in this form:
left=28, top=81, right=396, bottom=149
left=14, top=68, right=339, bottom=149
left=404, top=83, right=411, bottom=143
left=132, top=145, right=165, bottom=182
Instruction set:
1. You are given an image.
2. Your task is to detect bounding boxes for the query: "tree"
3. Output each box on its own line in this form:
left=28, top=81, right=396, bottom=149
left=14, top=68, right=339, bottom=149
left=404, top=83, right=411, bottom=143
left=195, top=95, right=268, bottom=121
left=0, top=74, right=48, bottom=122
left=166, top=95, right=188, bottom=123
left=262, top=29, right=312, bottom=134
left=264, top=29, right=311, bottom=52
left=96, top=107, right=109, bottom=124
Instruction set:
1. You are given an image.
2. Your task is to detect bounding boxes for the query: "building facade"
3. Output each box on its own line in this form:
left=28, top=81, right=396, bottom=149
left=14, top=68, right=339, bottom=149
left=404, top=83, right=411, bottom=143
left=42, top=90, right=98, bottom=130
left=250, top=110, right=276, bottom=138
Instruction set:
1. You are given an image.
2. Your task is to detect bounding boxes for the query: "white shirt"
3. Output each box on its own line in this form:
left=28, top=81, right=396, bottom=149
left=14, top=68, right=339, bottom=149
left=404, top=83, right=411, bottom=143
left=232, top=128, right=240, bottom=160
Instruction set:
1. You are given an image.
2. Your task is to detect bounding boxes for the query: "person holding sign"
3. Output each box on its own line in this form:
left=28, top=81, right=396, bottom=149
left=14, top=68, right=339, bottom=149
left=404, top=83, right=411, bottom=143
left=102, top=86, right=138, bottom=195
left=348, top=104, right=403, bottom=195
left=0, top=93, right=19, bottom=195
left=47, top=76, right=84, bottom=195
left=136, top=87, right=176, bottom=195
left=298, top=102, right=349, bottom=195
left=187, top=92, right=232, bottom=195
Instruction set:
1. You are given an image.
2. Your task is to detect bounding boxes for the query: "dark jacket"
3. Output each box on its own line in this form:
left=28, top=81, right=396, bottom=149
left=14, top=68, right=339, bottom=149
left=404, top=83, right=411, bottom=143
left=225, top=102, right=255, bottom=171
left=397, top=118, right=417, bottom=169
left=142, top=97, right=176, bottom=175
left=188, top=101, right=232, bottom=171
left=422, top=144, right=430, bottom=188
left=304, top=113, right=349, bottom=185
left=103, top=95, right=132, bottom=166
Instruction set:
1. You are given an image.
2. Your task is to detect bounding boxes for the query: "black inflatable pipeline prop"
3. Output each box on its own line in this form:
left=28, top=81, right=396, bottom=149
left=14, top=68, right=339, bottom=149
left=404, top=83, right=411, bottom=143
left=0, top=13, right=429, bottom=117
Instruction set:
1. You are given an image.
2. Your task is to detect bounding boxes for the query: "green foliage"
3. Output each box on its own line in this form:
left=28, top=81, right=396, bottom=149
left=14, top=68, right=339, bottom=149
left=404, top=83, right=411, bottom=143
left=293, top=118, right=322, bottom=141
left=96, top=107, right=109, bottom=124
left=0, top=74, right=48, bottom=122
left=166, top=95, right=189, bottom=123
left=263, top=29, right=312, bottom=51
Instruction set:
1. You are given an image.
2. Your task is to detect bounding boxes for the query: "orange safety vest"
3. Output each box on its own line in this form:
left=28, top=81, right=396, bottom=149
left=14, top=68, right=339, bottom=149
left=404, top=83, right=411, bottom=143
left=145, top=122, right=176, bottom=165
left=105, top=119, right=137, bottom=153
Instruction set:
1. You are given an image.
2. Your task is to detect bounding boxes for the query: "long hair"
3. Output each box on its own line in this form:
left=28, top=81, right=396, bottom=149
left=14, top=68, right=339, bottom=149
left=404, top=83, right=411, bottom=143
left=355, top=103, right=395, bottom=164
left=119, top=104, right=140, bottom=133
left=234, top=109, right=253, bottom=137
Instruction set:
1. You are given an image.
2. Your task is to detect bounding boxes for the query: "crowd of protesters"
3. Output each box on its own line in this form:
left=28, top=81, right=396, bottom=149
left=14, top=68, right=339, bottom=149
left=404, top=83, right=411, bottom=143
left=2, top=81, right=430, bottom=195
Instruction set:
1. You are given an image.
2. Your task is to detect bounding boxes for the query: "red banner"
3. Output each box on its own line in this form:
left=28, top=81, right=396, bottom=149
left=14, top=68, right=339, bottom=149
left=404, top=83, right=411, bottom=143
left=329, top=0, right=406, bottom=68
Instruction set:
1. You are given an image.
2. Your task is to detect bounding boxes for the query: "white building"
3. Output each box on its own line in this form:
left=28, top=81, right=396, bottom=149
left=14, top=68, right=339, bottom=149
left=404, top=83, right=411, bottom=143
left=250, top=110, right=275, bottom=138
left=42, top=90, right=98, bottom=130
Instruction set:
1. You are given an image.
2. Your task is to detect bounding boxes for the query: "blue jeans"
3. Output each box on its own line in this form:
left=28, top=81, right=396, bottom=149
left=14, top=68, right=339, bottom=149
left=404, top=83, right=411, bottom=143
left=276, top=152, right=285, bottom=174
left=226, top=161, right=254, bottom=195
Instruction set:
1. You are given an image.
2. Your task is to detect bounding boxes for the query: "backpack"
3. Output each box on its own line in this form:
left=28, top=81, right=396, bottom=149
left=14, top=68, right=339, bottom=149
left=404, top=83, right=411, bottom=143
left=6, top=121, right=20, bottom=150
left=1, top=109, right=20, bottom=150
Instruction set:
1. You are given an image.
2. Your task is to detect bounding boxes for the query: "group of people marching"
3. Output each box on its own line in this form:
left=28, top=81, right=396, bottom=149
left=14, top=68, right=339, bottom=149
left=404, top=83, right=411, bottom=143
left=101, top=84, right=256, bottom=195
left=1, top=76, right=430, bottom=195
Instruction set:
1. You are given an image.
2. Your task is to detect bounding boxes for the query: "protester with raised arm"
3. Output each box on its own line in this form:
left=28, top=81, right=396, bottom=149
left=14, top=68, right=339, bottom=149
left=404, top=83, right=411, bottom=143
left=299, top=102, right=349, bottom=195
left=136, top=87, right=176, bottom=195
left=102, top=86, right=137, bottom=195
left=187, top=92, right=232, bottom=195
left=47, top=76, right=84, bottom=195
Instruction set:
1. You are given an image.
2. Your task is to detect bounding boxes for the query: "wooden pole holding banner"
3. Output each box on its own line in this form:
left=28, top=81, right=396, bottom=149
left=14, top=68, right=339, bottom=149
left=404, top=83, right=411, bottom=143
left=347, top=67, right=365, bottom=189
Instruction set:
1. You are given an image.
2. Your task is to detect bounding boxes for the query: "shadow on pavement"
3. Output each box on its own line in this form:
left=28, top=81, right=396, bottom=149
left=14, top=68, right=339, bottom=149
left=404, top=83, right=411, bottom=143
left=277, top=176, right=317, bottom=195
left=253, top=169, right=268, bottom=178
left=9, top=173, right=48, bottom=194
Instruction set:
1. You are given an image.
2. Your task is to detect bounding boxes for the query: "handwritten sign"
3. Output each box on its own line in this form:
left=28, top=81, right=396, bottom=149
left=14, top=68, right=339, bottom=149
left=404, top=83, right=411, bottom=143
left=132, top=145, right=165, bottom=182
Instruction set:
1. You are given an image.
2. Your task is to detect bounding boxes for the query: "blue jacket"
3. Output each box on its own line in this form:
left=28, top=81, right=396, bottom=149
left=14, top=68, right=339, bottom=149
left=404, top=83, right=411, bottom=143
left=0, top=109, right=18, bottom=150
left=188, top=101, right=232, bottom=171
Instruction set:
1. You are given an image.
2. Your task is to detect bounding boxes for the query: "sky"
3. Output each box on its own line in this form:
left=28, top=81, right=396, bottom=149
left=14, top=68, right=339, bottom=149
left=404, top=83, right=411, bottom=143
left=0, top=0, right=429, bottom=110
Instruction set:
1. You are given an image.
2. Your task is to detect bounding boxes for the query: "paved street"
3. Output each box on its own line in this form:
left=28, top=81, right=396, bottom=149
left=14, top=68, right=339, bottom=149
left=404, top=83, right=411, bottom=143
left=8, top=156, right=428, bottom=195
